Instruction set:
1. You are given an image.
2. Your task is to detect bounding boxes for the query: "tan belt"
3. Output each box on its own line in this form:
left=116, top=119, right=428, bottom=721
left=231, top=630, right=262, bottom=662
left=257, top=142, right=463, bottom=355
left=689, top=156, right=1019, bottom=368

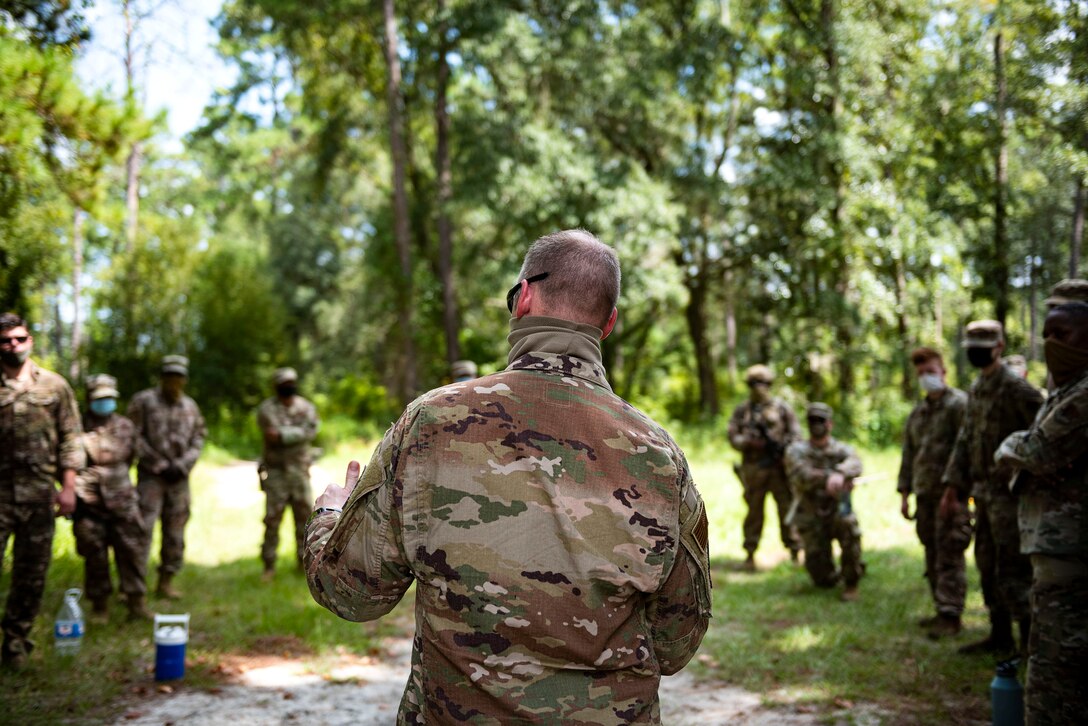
left=1031, top=554, right=1088, bottom=582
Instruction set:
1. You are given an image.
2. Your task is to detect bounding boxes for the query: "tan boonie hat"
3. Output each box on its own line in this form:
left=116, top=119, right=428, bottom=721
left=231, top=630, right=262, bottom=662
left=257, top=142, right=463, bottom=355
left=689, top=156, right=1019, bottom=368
left=450, top=360, right=478, bottom=380
left=806, top=402, right=833, bottom=420
left=963, top=320, right=1004, bottom=348
left=161, top=354, right=189, bottom=376
left=745, top=364, right=774, bottom=384
left=87, top=374, right=120, bottom=400
left=273, top=367, right=298, bottom=385
left=1043, top=278, right=1088, bottom=307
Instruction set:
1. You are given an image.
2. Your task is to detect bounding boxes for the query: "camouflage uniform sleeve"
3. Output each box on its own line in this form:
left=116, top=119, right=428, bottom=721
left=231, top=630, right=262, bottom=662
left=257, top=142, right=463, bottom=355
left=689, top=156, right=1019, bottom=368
left=726, top=403, right=746, bottom=450
left=280, top=403, right=319, bottom=446
left=647, top=453, right=711, bottom=675
left=897, top=409, right=916, bottom=495
left=1014, top=377, right=1044, bottom=428
left=785, top=442, right=825, bottom=495
left=783, top=403, right=802, bottom=445
left=56, top=380, right=85, bottom=472
left=305, top=416, right=414, bottom=622
left=1004, top=388, right=1088, bottom=480
left=836, top=444, right=863, bottom=479
left=128, top=394, right=166, bottom=473
left=941, top=418, right=971, bottom=500
left=178, top=402, right=206, bottom=473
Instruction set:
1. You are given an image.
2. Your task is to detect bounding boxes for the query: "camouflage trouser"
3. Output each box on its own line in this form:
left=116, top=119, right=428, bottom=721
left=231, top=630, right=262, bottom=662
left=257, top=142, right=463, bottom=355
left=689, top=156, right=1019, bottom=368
left=138, top=475, right=191, bottom=577
left=916, top=494, right=972, bottom=617
left=739, top=462, right=799, bottom=554
left=797, top=511, right=863, bottom=588
left=0, top=501, right=55, bottom=658
left=261, top=466, right=312, bottom=569
left=975, top=496, right=1032, bottom=622
left=1025, top=555, right=1088, bottom=725
left=74, top=490, right=148, bottom=601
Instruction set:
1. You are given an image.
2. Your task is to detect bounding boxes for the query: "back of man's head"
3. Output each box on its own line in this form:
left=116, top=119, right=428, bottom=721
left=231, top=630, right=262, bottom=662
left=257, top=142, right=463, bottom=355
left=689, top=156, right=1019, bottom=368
left=516, top=229, right=621, bottom=329
left=0, top=312, right=28, bottom=333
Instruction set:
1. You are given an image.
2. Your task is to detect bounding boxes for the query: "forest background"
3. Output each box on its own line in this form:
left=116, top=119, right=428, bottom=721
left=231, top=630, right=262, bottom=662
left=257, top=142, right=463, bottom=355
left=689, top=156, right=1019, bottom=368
left=3, top=0, right=1087, bottom=451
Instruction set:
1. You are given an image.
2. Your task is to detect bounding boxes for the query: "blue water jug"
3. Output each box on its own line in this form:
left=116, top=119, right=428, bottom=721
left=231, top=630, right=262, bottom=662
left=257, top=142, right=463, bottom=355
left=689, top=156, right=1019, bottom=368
left=991, top=658, right=1024, bottom=726
left=154, top=613, right=190, bottom=681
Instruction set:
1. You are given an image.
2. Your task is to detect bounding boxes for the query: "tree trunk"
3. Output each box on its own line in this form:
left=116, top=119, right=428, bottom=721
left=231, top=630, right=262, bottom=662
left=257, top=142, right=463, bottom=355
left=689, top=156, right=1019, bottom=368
left=123, top=0, right=140, bottom=253
left=1028, top=250, right=1038, bottom=361
left=993, top=29, right=1010, bottom=327
left=684, top=272, right=719, bottom=417
left=70, top=208, right=85, bottom=383
left=382, top=0, right=417, bottom=402
left=435, top=0, right=460, bottom=369
left=1072, top=177, right=1085, bottom=278
left=723, top=268, right=737, bottom=389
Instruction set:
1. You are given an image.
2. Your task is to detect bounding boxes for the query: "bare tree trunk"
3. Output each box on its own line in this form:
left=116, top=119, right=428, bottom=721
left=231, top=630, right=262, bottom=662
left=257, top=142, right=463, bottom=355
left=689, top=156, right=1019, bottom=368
left=1072, top=177, right=1085, bottom=277
left=1028, top=250, right=1038, bottom=361
left=70, top=209, right=85, bottom=383
left=684, top=271, right=719, bottom=417
left=435, top=0, right=460, bottom=369
left=723, top=268, right=737, bottom=387
left=993, top=28, right=1010, bottom=327
left=382, top=0, right=417, bottom=402
left=123, top=0, right=141, bottom=253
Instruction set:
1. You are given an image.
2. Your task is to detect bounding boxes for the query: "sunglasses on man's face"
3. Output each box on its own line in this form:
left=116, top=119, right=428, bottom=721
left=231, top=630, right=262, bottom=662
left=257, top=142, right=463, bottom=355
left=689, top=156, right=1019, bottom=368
left=0, top=336, right=29, bottom=346
left=506, top=272, right=549, bottom=313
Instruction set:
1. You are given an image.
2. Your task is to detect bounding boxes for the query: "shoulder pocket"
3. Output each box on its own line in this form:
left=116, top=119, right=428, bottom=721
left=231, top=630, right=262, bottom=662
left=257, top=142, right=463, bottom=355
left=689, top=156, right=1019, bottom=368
left=679, top=484, right=712, bottom=617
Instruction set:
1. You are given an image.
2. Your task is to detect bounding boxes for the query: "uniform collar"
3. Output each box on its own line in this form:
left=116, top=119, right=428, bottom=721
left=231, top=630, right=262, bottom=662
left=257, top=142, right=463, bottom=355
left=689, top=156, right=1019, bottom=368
left=505, top=316, right=611, bottom=391
left=1, top=358, right=40, bottom=387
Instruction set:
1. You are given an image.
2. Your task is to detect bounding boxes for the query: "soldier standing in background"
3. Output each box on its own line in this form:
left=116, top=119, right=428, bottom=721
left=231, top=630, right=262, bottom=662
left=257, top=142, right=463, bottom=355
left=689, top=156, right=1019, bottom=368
left=257, top=367, right=319, bottom=580
left=1043, top=278, right=1088, bottom=310
left=0, top=312, right=84, bottom=668
left=995, top=301, right=1088, bottom=724
left=785, top=403, right=865, bottom=601
left=450, top=360, right=478, bottom=382
left=896, top=348, right=969, bottom=638
left=128, top=355, right=205, bottom=600
left=74, top=374, right=151, bottom=622
left=940, top=320, right=1042, bottom=654
left=728, top=365, right=802, bottom=571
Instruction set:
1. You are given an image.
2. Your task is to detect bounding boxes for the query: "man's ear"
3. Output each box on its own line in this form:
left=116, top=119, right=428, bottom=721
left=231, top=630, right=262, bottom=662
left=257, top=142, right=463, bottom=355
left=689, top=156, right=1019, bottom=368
left=601, top=308, right=618, bottom=340
left=514, top=279, right=535, bottom=319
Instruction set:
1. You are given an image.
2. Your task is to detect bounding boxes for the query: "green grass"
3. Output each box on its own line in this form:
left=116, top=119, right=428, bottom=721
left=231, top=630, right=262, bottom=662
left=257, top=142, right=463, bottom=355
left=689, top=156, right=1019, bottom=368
left=2, top=438, right=997, bottom=724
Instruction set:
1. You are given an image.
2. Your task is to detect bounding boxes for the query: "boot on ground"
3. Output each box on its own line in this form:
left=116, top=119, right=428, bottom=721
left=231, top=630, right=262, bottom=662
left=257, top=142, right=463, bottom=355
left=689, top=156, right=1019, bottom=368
left=261, top=566, right=275, bottom=583
left=958, top=613, right=1014, bottom=655
left=917, top=614, right=941, bottom=628
left=741, top=553, right=757, bottom=573
left=89, top=597, right=109, bottom=625
left=156, top=574, right=181, bottom=600
left=126, top=594, right=153, bottom=621
left=927, top=614, right=962, bottom=640
left=840, top=585, right=859, bottom=602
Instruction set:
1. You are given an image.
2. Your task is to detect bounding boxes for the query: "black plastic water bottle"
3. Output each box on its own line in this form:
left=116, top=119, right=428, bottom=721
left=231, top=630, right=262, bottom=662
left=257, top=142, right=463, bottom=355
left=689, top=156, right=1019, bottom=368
left=991, top=658, right=1024, bottom=726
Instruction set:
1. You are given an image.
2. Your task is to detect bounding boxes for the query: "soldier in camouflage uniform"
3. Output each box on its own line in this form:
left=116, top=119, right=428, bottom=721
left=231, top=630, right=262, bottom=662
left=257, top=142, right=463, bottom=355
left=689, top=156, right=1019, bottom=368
left=0, top=312, right=84, bottom=668
left=450, top=360, right=478, bottom=382
left=306, top=230, right=711, bottom=724
left=896, top=347, right=969, bottom=637
left=995, top=301, right=1088, bottom=724
left=74, top=374, right=151, bottom=622
left=785, top=403, right=865, bottom=601
left=128, top=355, right=206, bottom=600
left=257, top=367, right=319, bottom=579
left=727, top=365, right=802, bottom=571
left=940, top=320, right=1043, bottom=654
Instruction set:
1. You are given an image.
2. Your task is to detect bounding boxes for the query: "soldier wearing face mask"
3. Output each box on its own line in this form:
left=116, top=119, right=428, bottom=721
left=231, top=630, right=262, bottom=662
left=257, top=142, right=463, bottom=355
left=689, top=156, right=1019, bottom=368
left=939, top=320, right=1043, bottom=655
left=257, top=367, right=319, bottom=580
left=73, top=374, right=151, bottom=622
left=727, top=365, right=803, bottom=571
left=897, top=348, right=968, bottom=638
left=995, top=301, right=1088, bottom=723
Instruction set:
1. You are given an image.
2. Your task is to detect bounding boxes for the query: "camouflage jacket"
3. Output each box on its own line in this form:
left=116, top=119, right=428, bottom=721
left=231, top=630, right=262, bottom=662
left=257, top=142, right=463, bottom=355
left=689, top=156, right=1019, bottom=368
left=0, top=360, right=85, bottom=504
left=127, top=387, right=206, bottom=478
left=785, top=438, right=863, bottom=521
left=941, top=364, right=1043, bottom=502
left=1001, top=369, right=1088, bottom=557
left=727, top=397, right=801, bottom=467
left=306, top=316, right=711, bottom=725
left=257, top=395, right=319, bottom=470
left=76, top=412, right=136, bottom=508
left=897, top=387, right=967, bottom=499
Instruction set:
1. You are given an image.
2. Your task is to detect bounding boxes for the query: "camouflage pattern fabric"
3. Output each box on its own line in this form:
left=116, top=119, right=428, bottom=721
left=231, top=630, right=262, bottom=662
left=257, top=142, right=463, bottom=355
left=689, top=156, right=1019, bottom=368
left=306, top=317, right=711, bottom=725
left=728, top=398, right=801, bottom=555
left=257, top=395, right=319, bottom=568
left=785, top=438, right=864, bottom=587
left=128, top=386, right=205, bottom=578
left=74, top=413, right=147, bottom=600
left=0, top=360, right=84, bottom=658
left=898, top=387, right=968, bottom=612
left=942, top=364, right=1041, bottom=624
left=1024, top=555, right=1088, bottom=725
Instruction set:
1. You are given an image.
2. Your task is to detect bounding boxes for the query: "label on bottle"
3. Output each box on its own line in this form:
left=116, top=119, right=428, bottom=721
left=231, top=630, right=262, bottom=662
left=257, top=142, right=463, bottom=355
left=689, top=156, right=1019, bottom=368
left=55, top=620, right=84, bottom=639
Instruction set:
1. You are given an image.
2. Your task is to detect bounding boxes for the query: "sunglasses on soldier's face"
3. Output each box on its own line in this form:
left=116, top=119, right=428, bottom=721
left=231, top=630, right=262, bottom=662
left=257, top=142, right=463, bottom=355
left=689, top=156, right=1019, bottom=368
left=506, top=272, right=550, bottom=313
left=0, top=336, right=29, bottom=346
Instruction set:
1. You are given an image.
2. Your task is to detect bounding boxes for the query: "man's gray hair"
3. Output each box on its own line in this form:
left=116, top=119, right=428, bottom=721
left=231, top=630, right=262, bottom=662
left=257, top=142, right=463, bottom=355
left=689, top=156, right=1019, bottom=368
left=516, top=229, right=621, bottom=327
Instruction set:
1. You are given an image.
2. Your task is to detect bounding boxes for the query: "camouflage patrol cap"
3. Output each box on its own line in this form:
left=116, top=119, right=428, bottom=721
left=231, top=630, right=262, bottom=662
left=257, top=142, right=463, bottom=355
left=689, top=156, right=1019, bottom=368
left=161, top=354, right=189, bottom=376
left=1043, top=278, right=1088, bottom=308
left=450, top=360, right=478, bottom=380
left=744, top=364, right=774, bottom=384
left=963, top=320, right=1004, bottom=348
left=273, top=367, right=298, bottom=385
left=806, top=402, right=833, bottom=420
left=87, top=374, right=120, bottom=400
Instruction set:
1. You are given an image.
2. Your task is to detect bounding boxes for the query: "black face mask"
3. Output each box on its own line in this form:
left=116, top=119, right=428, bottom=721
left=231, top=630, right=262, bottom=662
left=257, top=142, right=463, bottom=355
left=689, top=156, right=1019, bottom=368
left=966, top=347, right=996, bottom=369
left=276, top=384, right=298, bottom=398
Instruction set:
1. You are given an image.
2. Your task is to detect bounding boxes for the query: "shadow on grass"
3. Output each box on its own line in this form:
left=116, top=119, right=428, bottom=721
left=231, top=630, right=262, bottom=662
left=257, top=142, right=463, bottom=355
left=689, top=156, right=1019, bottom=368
left=0, top=550, right=414, bottom=724
left=700, top=545, right=999, bottom=725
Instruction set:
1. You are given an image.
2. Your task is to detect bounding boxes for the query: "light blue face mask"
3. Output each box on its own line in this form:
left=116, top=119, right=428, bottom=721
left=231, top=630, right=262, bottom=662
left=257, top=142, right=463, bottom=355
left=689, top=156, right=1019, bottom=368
left=89, top=398, right=117, bottom=416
